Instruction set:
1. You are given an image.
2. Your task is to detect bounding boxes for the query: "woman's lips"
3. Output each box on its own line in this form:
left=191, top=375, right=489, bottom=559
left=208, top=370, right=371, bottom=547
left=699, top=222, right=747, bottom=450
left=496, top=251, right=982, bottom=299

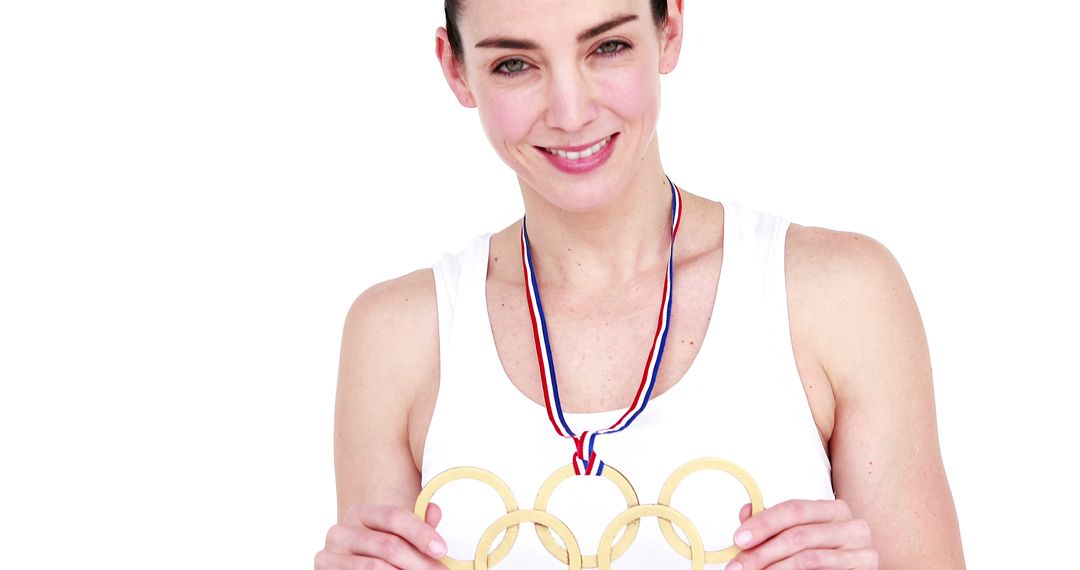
left=536, top=133, right=618, bottom=175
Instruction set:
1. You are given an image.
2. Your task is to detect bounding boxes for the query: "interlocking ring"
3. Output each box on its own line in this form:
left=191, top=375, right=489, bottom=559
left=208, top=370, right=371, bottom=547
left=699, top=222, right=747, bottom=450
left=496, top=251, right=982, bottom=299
left=475, top=509, right=582, bottom=570
left=599, top=504, right=705, bottom=570
left=657, top=457, right=765, bottom=564
left=415, top=458, right=761, bottom=569
left=533, top=464, right=640, bottom=568
left=413, top=467, right=519, bottom=570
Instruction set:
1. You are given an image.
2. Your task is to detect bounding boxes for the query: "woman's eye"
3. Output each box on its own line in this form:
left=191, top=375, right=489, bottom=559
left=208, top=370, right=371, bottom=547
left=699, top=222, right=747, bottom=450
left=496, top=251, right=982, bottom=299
left=596, top=40, right=629, bottom=56
left=494, top=59, right=530, bottom=76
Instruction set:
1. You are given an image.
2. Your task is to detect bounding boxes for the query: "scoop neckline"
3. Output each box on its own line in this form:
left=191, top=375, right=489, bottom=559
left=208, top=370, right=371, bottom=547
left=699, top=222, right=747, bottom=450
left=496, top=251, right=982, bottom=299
left=479, top=200, right=731, bottom=420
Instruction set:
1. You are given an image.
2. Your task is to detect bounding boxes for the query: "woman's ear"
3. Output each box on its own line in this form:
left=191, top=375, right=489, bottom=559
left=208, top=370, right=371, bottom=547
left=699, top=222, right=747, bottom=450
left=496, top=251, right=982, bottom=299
left=435, top=27, right=476, bottom=108
left=659, top=0, right=685, bottom=74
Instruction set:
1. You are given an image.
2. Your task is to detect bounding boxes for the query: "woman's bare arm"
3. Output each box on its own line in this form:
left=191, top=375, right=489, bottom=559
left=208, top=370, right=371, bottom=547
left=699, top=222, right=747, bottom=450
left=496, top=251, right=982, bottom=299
left=790, top=227, right=966, bottom=568
left=334, top=269, right=440, bottom=521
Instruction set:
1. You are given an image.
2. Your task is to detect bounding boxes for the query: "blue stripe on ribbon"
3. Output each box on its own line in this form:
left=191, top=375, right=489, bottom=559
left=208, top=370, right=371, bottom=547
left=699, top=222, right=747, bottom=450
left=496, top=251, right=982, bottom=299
left=522, top=177, right=681, bottom=475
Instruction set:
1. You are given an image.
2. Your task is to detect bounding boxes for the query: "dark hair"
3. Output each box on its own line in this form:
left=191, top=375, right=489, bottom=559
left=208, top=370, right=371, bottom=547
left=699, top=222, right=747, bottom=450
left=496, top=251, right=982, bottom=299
left=444, top=0, right=670, bottom=61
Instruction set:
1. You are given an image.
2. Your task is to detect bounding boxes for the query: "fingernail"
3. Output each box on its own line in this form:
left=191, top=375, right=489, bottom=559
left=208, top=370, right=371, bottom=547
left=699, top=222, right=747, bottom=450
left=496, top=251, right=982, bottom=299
left=734, top=529, right=753, bottom=547
left=728, top=563, right=743, bottom=570
left=428, top=539, right=447, bottom=557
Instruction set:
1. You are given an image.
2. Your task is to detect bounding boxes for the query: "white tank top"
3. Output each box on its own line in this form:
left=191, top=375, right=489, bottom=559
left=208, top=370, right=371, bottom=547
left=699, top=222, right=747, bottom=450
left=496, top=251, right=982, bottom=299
left=424, top=201, right=833, bottom=568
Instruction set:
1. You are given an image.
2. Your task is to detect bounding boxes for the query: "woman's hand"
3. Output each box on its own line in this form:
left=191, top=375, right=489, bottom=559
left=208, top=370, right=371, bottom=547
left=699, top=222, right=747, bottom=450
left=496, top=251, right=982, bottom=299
left=726, top=499, right=878, bottom=570
left=314, top=502, right=448, bottom=570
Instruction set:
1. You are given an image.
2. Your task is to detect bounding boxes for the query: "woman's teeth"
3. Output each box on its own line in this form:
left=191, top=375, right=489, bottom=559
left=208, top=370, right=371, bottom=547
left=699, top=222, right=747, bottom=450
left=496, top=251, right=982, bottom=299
left=546, top=136, right=611, bottom=160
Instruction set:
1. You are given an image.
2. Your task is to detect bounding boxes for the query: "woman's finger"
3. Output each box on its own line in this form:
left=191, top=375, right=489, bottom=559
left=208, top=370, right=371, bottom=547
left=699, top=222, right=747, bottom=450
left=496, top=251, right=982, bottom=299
left=424, top=502, right=443, bottom=528
left=728, top=519, right=872, bottom=570
left=733, top=499, right=853, bottom=550
left=326, top=524, right=445, bottom=569
left=314, top=550, right=396, bottom=570
left=739, top=502, right=752, bottom=524
left=764, top=547, right=879, bottom=570
left=345, top=503, right=448, bottom=559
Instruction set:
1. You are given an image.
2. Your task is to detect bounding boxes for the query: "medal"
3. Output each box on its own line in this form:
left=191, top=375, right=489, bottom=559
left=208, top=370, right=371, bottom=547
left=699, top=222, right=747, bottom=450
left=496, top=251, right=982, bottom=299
left=520, top=178, right=682, bottom=476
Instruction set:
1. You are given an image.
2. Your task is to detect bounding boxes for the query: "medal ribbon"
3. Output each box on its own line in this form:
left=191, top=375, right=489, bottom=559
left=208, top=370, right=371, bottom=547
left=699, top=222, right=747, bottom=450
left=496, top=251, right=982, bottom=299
left=520, top=179, right=683, bottom=476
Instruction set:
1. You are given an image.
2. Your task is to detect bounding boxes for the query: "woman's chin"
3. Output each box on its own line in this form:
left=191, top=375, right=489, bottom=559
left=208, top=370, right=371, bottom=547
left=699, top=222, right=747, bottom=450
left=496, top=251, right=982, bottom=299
left=526, top=178, right=626, bottom=214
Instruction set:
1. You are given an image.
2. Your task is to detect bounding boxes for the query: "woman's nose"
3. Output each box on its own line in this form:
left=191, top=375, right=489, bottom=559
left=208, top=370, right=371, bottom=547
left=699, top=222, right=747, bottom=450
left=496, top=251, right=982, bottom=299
left=544, top=65, right=598, bottom=133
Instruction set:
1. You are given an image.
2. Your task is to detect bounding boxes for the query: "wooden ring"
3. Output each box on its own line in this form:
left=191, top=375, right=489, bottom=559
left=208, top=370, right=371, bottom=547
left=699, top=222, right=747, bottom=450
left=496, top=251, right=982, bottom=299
left=597, top=504, right=705, bottom=570
left=475, top=509, right=582, bottom=570
left=414, top=467, right=520, bottom=570
left=656, top=457, right=765, bottom=564
left=533, top=464, right=641, bottom=568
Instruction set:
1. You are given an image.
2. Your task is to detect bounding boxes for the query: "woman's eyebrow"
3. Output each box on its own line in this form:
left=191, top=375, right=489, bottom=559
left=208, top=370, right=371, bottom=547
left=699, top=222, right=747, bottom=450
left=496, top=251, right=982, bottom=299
left=474, top=13, right=639, bottom=50
left=474, top=37, right=538, bottom=50
left=577, top=14, right=638, bottom=43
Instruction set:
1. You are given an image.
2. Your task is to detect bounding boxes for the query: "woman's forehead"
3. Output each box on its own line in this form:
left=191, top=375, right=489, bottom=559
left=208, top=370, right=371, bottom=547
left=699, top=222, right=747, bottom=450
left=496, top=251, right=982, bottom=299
left=458, top=0, right=650, bottom=44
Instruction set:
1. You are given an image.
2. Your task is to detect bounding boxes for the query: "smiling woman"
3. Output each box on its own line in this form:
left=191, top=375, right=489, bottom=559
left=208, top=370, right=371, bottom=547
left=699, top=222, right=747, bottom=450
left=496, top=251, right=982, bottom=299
left=437, top=3, right=678, bottom=214
left=315, top=1, right=966, bottom=569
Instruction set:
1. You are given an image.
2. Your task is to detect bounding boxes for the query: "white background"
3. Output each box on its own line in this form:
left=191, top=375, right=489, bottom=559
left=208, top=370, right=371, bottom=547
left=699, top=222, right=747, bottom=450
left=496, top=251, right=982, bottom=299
left=1, top=1, right=1077, bottom=568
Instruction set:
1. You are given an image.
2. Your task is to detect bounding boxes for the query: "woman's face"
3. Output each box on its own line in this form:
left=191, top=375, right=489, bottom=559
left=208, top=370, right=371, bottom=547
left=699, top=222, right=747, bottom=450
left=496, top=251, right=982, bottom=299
left=438, top=0, right=683, bottom=213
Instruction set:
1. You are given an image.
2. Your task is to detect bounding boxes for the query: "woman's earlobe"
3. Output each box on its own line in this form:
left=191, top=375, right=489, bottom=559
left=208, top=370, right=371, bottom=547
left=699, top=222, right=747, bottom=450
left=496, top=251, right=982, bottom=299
left=453, top=65, right=477, bottom=108
left=459, top=84, right=475, bottom=108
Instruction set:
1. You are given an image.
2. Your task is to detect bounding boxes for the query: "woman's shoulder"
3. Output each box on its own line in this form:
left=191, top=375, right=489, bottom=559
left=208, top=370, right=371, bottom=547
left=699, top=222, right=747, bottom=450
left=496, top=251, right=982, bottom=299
left=342, top=268, right=440, bottom=374
left=786, top=223, right=901, bottom=278
left=785, top=222, right=925, bottom=393
left=785, top=223, right=910, bottom=314
left=346, top=267, right=438, bottom=329
left=339, top=269, right=440, bottom=431
left=786, top=223, right=914, bottom=332
left=343, top=230, right=492, bottom=359
left=334, top=269, right=440, bottom=511
left=335, top=269, right=441, bottom=492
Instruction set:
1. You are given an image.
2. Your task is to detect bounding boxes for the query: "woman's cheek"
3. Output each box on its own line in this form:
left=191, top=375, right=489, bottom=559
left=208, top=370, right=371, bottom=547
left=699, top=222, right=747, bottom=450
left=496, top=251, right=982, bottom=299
left=598, top=65, right=660, bottom=127
left=479, top=87, right=541, bottom=154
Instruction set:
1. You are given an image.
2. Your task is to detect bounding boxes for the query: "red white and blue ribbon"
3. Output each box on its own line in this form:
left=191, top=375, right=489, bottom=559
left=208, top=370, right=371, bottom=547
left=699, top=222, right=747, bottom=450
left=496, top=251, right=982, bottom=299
left=520, top=179, right=683, bottom=476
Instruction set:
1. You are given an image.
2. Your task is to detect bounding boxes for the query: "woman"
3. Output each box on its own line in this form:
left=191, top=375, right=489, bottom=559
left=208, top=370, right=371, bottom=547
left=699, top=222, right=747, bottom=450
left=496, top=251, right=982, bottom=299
left=316, top=0, right=965, bottom=568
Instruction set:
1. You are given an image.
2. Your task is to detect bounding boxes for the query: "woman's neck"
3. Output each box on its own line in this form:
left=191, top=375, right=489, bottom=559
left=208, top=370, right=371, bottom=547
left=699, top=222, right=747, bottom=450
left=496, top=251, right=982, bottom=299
left=518, top=156, right=674, bottom=291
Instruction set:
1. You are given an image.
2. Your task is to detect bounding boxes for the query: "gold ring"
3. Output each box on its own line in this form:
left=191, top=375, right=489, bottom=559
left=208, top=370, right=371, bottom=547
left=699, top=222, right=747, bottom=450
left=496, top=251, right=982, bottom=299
left=533, top=464, right=640, bottom=568
left=475, top=509, right=582, bottom=570
left=598, top=504, right=705, bottom=570
left=657, top=457, right=764, bottom=564
left=414, top=467, right=520, bottom=570
left=414, top=458, right=764, bottom=568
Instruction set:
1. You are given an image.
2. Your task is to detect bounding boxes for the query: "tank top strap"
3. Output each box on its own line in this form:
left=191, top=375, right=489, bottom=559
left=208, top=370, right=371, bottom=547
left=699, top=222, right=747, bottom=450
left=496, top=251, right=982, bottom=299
left=714, top=200, right=788, bottom=292
left=431, top=233, right=493, bottom=374
left=756, top=206, right=795, bottom=327
left=720, top=202, right=832, bottom=476
left=722, top=201, right=797, bottom=339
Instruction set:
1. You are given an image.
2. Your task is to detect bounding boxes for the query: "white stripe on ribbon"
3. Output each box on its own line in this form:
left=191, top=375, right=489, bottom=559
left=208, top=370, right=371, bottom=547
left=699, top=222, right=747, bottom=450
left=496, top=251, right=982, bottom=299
left=520, top=179, right=682, bottom=475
